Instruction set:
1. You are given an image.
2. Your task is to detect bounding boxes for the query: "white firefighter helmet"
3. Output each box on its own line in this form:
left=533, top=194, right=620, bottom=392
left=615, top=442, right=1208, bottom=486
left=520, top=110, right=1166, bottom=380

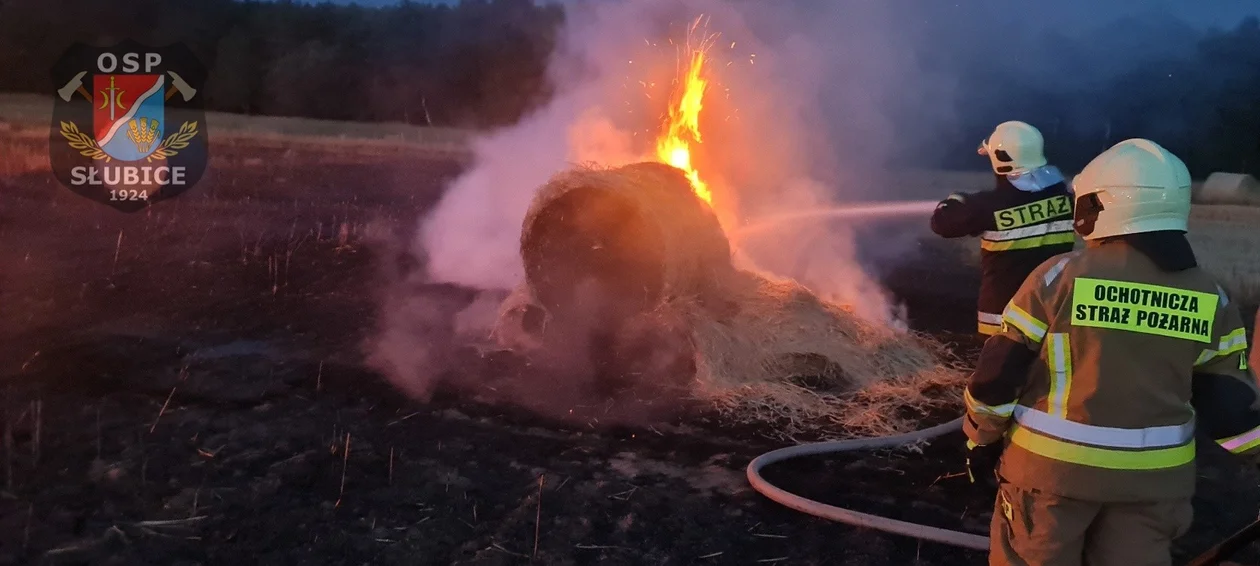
left=977, top=121, right=1047, bottom=176
left=1070, top=138, right=1192, bottom=240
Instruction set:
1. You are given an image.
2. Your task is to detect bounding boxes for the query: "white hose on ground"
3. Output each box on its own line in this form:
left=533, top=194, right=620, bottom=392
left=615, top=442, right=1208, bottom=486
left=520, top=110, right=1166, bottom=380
left=745, top=416, right=991, bottom=551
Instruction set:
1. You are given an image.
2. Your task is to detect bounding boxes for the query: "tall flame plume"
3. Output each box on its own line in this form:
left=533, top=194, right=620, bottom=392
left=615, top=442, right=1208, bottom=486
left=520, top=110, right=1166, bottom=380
left=656, top=20, right=714, bottom=206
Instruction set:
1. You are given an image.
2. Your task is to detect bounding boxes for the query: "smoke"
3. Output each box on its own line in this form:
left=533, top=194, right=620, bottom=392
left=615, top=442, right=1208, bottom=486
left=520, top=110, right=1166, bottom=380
left=371, top=0, right=961, bottom=399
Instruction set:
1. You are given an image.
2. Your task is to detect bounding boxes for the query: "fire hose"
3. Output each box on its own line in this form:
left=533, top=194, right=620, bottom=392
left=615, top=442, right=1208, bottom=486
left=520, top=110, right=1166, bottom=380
left=746, top=417, right=1260, bottom=563
left=745, top=416, right=990, bottom=550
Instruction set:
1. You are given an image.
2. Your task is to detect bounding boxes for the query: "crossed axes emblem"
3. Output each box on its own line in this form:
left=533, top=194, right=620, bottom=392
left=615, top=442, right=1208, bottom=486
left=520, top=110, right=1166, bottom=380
left=57, top=70, right=197, bottom=103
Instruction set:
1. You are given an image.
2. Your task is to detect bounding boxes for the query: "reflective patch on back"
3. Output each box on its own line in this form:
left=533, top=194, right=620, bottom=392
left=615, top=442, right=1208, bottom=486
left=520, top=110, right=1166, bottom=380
left=1043, top=256, right=1071, bottom=287
left=1217, top=284, right=1231, bottom=307
left=992, top=195, right=1074, bottom=230
left=1070, top=277, right=1218, bottom=344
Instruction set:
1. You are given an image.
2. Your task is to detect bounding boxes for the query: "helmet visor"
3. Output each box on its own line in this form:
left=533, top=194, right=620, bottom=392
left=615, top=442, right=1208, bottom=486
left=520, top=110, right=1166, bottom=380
left=977, top=138, right=990, bottom=156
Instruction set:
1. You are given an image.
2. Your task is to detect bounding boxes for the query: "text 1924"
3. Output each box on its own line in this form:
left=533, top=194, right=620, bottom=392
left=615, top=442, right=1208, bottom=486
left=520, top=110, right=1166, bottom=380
left=110, top=189, right=149, bottom=201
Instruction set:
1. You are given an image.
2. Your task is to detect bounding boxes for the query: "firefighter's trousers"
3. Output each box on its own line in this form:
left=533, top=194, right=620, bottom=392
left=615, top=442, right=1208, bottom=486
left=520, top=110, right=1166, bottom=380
left=989, top=481, right=1193, bottom=566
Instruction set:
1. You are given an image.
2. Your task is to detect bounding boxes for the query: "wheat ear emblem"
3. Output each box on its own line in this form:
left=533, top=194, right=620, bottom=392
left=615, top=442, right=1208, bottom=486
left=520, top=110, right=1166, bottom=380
left=58, top=120, right=199, bottom=163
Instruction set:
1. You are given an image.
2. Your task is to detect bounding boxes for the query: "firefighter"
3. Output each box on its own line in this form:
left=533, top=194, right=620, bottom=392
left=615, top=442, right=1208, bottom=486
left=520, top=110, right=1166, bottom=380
left=931, top=121, right=1076, bottom=337
left=962, top=138, right=1260, bottom=566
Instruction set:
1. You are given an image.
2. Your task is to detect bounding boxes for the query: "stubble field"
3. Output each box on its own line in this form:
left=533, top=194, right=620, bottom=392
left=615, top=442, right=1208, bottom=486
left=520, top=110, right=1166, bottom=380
left=2, top=101, right=1259, bottom=565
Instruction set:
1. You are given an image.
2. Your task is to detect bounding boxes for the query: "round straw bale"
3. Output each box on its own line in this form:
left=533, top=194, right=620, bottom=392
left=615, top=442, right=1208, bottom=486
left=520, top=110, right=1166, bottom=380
left=1197, top=172, right=1260, bottom=206
left=519, top=162, right=733, bottom=324
left=498, top=162, right=967, bottom=438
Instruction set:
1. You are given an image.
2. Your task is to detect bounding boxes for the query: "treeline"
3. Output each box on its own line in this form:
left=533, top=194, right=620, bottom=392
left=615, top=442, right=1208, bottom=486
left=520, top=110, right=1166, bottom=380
left=0, top=0, right=563, bottom=129
left=3, top=1, right=1260, bottom=174
left=947, top=17, right=1260, bottom=176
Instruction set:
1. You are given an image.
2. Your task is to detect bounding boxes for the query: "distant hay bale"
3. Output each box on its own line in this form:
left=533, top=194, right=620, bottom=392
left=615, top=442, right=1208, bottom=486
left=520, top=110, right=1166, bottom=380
left=499, top=162, right=966, bottom=439
left=1198, top=172, right=1260, bottom=206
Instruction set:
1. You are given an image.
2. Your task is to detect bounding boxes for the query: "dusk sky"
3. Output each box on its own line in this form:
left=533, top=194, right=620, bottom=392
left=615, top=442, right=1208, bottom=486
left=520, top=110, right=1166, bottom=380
left=323, top=0, right=1260, bottom=30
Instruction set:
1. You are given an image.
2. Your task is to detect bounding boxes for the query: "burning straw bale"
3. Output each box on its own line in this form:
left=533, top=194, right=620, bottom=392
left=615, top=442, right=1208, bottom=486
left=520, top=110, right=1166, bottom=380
left=519, top=161, right=735, bottom=321
left=497, top=162, right=965, bottom=439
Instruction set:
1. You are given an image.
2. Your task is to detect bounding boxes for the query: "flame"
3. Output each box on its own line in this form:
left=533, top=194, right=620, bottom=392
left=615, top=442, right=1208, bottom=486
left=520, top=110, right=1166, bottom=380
left=656, top=36, right=713, bottom=206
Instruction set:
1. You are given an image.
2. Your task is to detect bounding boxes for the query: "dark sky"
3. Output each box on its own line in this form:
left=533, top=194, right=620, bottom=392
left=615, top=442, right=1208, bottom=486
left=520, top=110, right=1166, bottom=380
left=323, top=0, right=1259, bottom=30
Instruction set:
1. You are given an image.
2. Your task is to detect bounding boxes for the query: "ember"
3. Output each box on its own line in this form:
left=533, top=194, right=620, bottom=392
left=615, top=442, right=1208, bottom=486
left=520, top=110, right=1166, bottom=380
left=655, top=18, right=715, bottom=206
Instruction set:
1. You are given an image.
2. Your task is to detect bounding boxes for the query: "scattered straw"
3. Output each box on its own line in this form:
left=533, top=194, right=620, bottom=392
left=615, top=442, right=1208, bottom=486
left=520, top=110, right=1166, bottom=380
left=135, top=516, right=207, bottom=528
left=23, top=503, right=32, bottom=552
left=533, top=475, right=544, bottom=559
left=110, top=231, right=123, bottom=278
left=31, top=399, right=41, bottom=465
left=150, top=387, right=176, bottom=434
left=335, top=433, right=350, bottom=507
left=4, top=404, right=13, bottom=490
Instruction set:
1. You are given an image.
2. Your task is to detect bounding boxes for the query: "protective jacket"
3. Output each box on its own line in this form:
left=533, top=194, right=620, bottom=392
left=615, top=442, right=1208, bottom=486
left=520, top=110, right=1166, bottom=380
left=963, top=234, right=1260, bottom=503
left=1252, top=310, right=1259, bottom=372
left=930, top=173, right=1076, bottom=336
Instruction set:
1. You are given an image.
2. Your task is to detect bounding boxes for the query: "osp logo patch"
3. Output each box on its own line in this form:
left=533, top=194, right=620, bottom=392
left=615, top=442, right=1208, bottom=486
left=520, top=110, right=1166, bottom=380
left=50, top=41, right=208, bottom=212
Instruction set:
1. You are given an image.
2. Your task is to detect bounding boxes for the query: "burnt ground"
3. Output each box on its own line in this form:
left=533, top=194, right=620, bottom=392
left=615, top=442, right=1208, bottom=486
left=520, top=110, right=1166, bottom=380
left=1, top=133, right=1259, bottom=566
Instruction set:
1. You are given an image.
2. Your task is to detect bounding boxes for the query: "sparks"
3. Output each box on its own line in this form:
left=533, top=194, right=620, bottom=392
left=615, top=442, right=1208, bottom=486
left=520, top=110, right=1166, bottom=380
left=655, top=19, right=715, bottom=206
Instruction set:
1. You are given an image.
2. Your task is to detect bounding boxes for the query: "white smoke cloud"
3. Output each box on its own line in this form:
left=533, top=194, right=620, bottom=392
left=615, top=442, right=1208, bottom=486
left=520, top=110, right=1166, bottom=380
left=373, top=0, right=965, bottom=403
left=419, top=0, right=951, bottom=321
left=419, top=0, right=670, bottom=291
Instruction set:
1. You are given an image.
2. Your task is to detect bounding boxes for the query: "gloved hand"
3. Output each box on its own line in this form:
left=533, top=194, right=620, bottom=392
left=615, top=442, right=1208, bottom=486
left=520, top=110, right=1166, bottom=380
left=935, top=192, right=966, bottom=210
left=965, top=439, right=1003, bottom=488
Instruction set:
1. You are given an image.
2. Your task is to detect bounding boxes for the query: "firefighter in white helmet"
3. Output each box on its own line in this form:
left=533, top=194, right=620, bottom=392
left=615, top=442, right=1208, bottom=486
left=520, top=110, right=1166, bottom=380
left=931, top=121, right=1076, bottom=337
left=961, top=138, right=1260, bottom=565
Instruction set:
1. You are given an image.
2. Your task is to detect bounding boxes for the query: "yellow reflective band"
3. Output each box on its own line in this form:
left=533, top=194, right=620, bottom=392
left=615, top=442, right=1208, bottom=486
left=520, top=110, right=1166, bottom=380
left=1046, top=334, right=1072, bottom=419
left=964, top=388, right=1016, bottom=418
left=1070, top=277, right=1218, bottom=344
left=1008, top=423, right=1196, bottom=470
left=993, top=195, right=1074, bottom=230
left=1219, top=328, right=1249, bottom=356
left=1003, top=303, right=1048, bottom=343
left=1218, top=424, right=1260, bottom=454
left=981, top=232, right=1076, bottom=252
left=1197, top=329, right=1251, bottom=366
left=978, top=321, right=1002, bottom=335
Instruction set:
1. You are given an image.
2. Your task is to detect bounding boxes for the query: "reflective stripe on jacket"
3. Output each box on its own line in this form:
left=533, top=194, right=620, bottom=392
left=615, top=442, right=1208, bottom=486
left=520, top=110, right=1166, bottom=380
left=963, top=241, right=1260, bottom=502
left=978, top=311, right=1004, bottom=336
left=930, top=175, right=1076, bottom=336
left=1251, top=309, right=1259, bottom=375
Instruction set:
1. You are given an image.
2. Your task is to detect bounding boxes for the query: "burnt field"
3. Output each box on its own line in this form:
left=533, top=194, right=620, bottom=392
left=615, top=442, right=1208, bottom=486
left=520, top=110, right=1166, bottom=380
left=1, top=135, right=1259, bottom=566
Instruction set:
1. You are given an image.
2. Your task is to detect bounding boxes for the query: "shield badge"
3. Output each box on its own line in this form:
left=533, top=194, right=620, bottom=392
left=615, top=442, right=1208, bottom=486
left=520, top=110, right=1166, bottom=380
left=50, top=40, right=208, bottom=212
